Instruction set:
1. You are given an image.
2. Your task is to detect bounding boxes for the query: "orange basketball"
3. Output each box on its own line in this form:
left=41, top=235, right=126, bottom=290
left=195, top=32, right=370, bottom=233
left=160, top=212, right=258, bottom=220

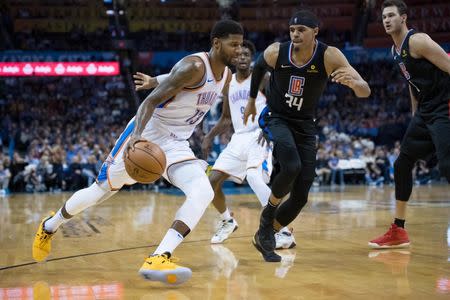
left=124, top=141, right=166, bottom=184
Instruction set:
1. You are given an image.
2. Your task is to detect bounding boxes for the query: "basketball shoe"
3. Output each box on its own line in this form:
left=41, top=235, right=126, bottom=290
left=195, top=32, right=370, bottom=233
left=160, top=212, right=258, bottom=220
left=368, top=224, right=410, bottom=249
left=32, top=213, right=56, bottom=262
left=139, top=253, right=192, bottom=285
left=275, top=227, right=296, bottom=249
left=253, top=206, right=281, bottom=262
left=211, top=218, right=238, bottom=244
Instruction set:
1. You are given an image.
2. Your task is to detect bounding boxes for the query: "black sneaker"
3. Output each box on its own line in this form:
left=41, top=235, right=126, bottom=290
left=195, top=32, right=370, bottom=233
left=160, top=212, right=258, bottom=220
left=252, top=228, right=281, bottom=262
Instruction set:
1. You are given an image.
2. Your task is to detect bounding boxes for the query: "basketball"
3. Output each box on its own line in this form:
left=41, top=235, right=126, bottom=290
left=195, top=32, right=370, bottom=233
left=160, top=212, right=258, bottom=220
left=124, top=141, right=166, bottom=183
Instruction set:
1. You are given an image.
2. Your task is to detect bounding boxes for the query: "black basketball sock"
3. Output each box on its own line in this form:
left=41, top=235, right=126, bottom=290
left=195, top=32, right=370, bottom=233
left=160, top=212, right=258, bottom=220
left=260, top=201, right=278, bottom=227
left=394, top=218, right=405, bottom=228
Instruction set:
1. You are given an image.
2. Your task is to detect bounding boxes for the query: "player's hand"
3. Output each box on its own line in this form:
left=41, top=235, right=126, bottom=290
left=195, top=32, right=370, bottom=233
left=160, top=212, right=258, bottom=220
left=201, top=135, right=213, bottom=159
left=257, top=130, right=269, bottom=147
left=331, top=67, right=356, bottom=89
left=124, top=135, right=145, bottom=159
left=243, top=98, right=257, bottom=125
left=133, top=72, right=157, bottom=91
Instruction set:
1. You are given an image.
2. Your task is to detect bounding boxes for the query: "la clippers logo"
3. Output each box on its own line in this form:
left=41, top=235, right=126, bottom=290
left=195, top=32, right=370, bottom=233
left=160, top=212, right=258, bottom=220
left=398, top=62, right=411, bottom=80
left=288, top=76, right=305, bottom=96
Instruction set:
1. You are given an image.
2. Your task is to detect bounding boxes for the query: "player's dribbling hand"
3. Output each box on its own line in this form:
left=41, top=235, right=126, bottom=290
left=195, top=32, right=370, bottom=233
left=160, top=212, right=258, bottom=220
left=331, top=67, right=356, bottom=89
left=243, top=99, right=257, bottom=125
left=133, top=72, right=157, bottom=91
left=257, top=130, right=269, bottom=147
left=124, top=135, right=145, bottom=159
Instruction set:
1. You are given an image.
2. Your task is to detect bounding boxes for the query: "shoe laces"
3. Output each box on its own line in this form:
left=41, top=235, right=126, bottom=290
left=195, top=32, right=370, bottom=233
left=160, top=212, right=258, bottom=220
left=157, top=253, right=180, bottom=263
left=38, top=231, right=53, bottom=245
left=215, top=219, right=234, bottom=236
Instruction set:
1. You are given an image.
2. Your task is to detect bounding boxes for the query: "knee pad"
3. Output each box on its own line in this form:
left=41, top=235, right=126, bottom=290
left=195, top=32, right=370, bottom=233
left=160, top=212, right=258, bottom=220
left=281, top=159, right=302, bottom=179
left=394, top=152, right=415, bottom=178
left=174, top=172, right=214, bottom=230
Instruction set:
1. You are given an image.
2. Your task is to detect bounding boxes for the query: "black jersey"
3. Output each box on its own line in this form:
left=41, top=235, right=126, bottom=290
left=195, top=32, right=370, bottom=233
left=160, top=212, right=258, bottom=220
left=392, top=29, right=450, bottom=113
left=267, top=40, right=329, bottom=120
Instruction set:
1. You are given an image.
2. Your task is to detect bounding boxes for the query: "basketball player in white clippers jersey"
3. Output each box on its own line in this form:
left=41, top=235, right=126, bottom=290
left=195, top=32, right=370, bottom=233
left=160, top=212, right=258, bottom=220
left=32, top=20, right=244, bottom=285
left=201, top=40, right=296, bottom=249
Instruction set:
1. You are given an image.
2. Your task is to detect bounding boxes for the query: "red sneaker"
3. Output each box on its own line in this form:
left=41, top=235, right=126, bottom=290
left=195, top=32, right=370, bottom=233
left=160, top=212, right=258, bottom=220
left=368, top=224, right=410, bottom=249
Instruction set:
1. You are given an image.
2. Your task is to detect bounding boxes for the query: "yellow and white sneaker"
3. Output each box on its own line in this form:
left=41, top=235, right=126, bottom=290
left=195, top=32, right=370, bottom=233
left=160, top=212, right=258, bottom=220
left=32, top=214, right=55, bottom=262
left=139, top=253, right=192, bottom=285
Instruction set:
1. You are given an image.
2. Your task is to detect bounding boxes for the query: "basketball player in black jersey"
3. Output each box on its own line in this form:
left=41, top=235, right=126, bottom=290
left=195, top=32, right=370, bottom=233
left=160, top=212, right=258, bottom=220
left=369, top=0, right=450, bottom=249
left=244, top=10, right=371, bottom=261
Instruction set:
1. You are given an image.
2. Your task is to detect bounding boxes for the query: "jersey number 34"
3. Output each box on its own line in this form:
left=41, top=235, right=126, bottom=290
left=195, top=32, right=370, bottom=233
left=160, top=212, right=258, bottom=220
left=285, top=93, right=304, bottom=111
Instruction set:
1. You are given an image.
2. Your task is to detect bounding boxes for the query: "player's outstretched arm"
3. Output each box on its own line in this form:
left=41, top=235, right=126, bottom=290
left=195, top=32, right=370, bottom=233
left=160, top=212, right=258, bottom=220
left=325, top=46, right=371, bottom=98
left=201, top=74, right=233, bottom=158
left=409, top=33, right=450, bottom=74
left=244, top=42, right=279, bottom=125
left=126, top=57, right=205, bottom=152
left=133, top=72, right=170, bottom=91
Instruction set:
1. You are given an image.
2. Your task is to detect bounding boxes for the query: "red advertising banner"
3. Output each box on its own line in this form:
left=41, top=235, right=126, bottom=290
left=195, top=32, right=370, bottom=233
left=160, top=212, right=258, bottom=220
left=0, top=62, right=120, bottom=76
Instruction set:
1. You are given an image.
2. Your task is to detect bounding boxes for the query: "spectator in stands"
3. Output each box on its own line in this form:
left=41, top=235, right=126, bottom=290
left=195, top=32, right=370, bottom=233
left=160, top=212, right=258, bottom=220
left=0, top=163, right=11, bottom=196
left=329, top=151, right=345, bottom=186
left=315, top=150, right=331, bottom=185
left=414, top=160, right=431, bottom=185
left=82, top=155, right=98, bottom=187
left=375, top=147, right=390, bottom=184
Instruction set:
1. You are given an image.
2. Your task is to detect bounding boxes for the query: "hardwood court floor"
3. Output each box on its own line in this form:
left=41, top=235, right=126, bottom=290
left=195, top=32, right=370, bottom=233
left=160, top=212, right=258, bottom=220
left=0, top=185, right=449, bottom=299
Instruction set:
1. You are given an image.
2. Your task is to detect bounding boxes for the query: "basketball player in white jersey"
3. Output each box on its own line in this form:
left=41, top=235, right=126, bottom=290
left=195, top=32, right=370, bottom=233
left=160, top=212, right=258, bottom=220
left=201, top=40, right=296, bottom=249
left=32, top=20, right=244, bottom=285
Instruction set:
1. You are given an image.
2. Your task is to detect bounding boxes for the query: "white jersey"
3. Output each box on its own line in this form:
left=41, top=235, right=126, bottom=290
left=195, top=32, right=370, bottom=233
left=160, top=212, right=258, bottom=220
left=228, top=73, right=266, bottom=134
left=145, top=52, right=230, bottom=140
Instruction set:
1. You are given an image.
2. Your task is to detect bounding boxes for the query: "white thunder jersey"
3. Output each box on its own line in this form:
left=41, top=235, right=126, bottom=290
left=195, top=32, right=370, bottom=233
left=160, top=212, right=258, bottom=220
left=228, top=73, right=266, bottom=134
left=146, top=52, right=229, bottom=140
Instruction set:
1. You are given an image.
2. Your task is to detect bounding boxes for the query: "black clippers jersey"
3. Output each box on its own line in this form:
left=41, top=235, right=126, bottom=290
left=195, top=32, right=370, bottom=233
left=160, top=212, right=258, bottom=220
left=393, top=29, right=450, bottom=111
left=267, top=40, right=329, bottom=119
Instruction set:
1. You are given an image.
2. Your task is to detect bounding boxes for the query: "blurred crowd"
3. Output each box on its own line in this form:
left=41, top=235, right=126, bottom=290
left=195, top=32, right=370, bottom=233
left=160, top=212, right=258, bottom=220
left=0, top=75, right=136, bottom=194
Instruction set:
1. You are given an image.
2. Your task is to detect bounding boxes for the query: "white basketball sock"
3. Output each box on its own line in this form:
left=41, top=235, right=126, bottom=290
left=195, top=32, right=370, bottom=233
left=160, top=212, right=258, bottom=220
left=43, top=209, right=68, bottom=233
left=220, top=208, right=232, bottom=221
left=153, top=228, right=184, bottom=255
left=44, top=182, right=116, bottom=233
left=246, top=168, right=270, bottom=207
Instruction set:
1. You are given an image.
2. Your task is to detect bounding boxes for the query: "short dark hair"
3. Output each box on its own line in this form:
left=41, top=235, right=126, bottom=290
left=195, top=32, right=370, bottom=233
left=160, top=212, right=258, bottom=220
left=381, top=0, right=408, bottom=15
left=210, top=19, right=243, bottom=42
left=242, top=40, right=256, bottom=55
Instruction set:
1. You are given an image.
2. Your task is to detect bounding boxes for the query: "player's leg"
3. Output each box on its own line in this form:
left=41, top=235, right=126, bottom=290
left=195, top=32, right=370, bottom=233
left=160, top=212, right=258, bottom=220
left=32, top=181, right=118, bottom=262
left=246, top=167, right=270, bottom=207
left=273, top=134, right=316, bottom=248
left=209, top=170, right=231, bottom=216
left=369, top=114, right=434, bottom=248
left=32, top=120, right=136, bottom=262
left=209, top=135, right=247, bottom=243
left=254, top=117, right=300, bottom=262
left=139, top=161, right=214, bottom=284
left=245, top=136, right=271, bottom=207
left=209, top=170, right=239, bottom=244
